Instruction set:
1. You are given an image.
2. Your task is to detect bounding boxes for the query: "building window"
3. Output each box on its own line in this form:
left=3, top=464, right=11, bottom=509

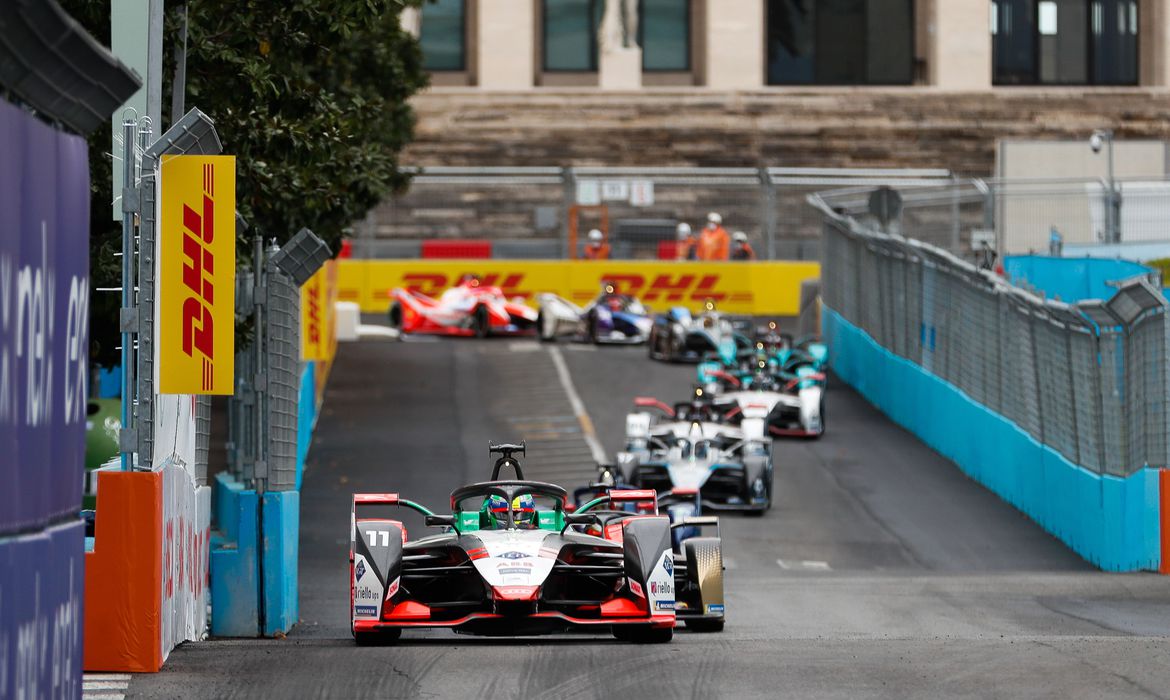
left=419, top=0, right=466, bottom=72
left=765, top=0, right=914, bottom=85
left=641, top=0, right=690, bottom=71
left=544, top=0, right=604, bottom=71
left=992, top=0, right=1138, bottom=85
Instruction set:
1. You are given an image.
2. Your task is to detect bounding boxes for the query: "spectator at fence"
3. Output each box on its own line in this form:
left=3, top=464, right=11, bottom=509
left=697, top=212, right=729, bottom=261
left=731, top=231, right=756, bottom=260
left=583, top=229, right=611, bottom=260
left=675, top=222, right=697, bottom=261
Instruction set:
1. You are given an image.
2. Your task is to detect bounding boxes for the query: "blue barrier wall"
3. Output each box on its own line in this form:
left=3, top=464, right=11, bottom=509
left=210, top=473, right=260, bottom=637
left=1003, top=256, right=1152, bottom=303
left=296, top=362, right=317, bottom=491
left=262, top=491, right=300, bottom=636
left=824, top=307, right=1160, bottom=571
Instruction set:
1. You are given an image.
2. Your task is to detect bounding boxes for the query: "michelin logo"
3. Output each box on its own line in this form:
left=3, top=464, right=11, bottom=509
left=354, top=605, right=378, bottom=617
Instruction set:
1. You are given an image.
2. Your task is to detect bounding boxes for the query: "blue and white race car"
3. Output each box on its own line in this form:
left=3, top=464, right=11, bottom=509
left=537, top=283, right=653, bottom=344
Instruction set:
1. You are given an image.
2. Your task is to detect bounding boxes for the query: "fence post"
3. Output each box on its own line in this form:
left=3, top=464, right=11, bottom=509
left=561, top=166, right=575, bottom=259
left=253, top=236, right=268, bottom=495
left=760, top=167, right=775, bottom=260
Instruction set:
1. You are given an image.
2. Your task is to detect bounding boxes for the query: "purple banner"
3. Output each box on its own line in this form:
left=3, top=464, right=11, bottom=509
left=0, top=519, right=85, bottom=698
left=0, top=99, right=91, bottom=534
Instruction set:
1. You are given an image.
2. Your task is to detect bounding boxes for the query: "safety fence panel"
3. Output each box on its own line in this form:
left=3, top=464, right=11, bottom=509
left=266, top=265, right=301, bottom=492
left=350, top=167, right=955, bottom=261
left=817, top=212, right=1170, bottom=478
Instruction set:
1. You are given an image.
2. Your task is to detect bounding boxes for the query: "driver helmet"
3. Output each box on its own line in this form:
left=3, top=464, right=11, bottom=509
left=511, top=494, right=536, bottom=528
left=487, top=495, right=510, bottom=528
left=459, top=273, right=481, bottom=287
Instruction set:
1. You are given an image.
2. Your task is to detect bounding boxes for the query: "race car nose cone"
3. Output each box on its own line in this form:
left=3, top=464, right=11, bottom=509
left=492, top=585, right=540, bottom=602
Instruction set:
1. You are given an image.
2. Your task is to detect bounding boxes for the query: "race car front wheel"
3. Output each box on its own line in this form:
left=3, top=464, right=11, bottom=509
left=473, top=305, right=490, bottom=338
left=685, top=619, right=725, bottom=633
left=354, top=628, right=402, bottom=646
left=613, top=625, right=673, bottom=644
left=387, top=301, right=402, bottom=329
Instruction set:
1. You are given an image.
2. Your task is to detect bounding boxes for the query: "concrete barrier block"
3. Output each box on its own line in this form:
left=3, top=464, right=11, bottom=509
left=210, top=484, right=259, bottom=637
left=262, top=491, right=300, bottom=636
left=824, top=307, right=1160, bottom=572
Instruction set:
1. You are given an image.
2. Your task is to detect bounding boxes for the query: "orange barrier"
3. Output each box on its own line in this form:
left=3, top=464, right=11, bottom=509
left=1161, top=469, right=1170, bottom=575
left=83, top=471, right=164, bottom=672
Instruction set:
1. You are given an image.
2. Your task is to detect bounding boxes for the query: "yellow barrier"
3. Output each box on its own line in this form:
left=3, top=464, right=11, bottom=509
left=337, top=260, right=820, bottom=316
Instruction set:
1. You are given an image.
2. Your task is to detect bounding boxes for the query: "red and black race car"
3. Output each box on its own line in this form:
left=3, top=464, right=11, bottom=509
left=387, top=275, right=538, bottom=337
left=349, top=444, right=677, bottom=644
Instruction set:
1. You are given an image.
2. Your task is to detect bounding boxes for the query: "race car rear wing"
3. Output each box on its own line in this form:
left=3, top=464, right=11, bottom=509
left=607, top=489, right=658, bottom=514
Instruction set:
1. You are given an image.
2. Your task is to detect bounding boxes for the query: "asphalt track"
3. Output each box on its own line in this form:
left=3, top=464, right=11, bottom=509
left=131, top=335, right=1170, bottom=699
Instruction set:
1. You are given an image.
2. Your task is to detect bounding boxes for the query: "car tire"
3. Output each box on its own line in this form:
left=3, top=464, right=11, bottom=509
left=354, top=628, right=401, bottom=646
left=387, top=301, right=402, bottom=329
left=537, top=310, right=554, bottom=343
left=611, top=625, right=635, bottom=642
left=648, top=328, right=661, bottom=359
left=473, top=305, right=490, bottom=338
left=685, top=619, right=725, bottom=633
left=627, top=625, right=673, bottom=644
left=587, top=312, right=599, bottom=344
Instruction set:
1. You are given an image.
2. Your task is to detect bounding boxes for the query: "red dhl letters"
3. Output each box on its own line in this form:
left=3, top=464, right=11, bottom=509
left=306, top=275, right=321, bottom=346
left=180, top=163, right=217, bottom=392
left=401, top=272, right=532, bottom=299
left=601, top=274, right=730, bottom=303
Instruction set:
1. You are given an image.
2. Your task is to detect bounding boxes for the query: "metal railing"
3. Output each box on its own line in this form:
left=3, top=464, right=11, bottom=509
left=814, top=204, right=1170, bottom=477
left=813, top=176, right=1170, bottom=259
left=225, top=240, right=303, bottom=492
left=352, top=166, right=955, bottom=260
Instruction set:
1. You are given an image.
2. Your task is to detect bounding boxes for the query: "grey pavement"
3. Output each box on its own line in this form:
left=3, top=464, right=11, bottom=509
left=129, top=337, right=1170, bottom=699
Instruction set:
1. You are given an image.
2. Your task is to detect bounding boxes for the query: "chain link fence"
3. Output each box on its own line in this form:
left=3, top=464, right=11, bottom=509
left=351, top=167, right=955, bottom=261
left=224, top=241, right=303, bottom=492
left=816, top=207, right=1170, bottom=477
left=815, top=176, right=1170, bottom=260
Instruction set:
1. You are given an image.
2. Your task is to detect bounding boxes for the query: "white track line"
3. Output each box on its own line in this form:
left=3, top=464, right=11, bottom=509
left=547, top=346, right=608, bottom=464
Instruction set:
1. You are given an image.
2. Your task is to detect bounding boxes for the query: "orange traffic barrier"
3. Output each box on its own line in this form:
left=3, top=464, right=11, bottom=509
left=83, top=471, right=164, bottom=672
left=1161, top=469, right=1170, bottom=575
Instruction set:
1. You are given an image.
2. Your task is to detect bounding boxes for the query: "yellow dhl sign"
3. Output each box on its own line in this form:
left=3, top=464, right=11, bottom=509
left=301, top=261, right=338, bottom=361
left=158, top=155, right=236, bottom=394
left=335, top=260, right=821, bottom=316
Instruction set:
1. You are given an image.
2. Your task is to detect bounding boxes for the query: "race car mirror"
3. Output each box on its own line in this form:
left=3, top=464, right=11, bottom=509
left=425, top=514, right=459, bottom=533
left=560, top=512, right=600, bottom=533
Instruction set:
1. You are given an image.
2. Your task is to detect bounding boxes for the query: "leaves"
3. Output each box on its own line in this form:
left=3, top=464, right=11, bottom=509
left=58, top=0, right=428, bottom=368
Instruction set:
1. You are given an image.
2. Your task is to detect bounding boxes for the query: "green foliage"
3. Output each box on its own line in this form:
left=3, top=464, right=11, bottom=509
left=57, top=0, right=428, bottom=368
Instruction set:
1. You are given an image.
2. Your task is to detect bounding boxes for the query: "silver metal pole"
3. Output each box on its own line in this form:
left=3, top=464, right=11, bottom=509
left=1107, top=133, right=1121, bottom=244
left=253, top=236, right=266, bottom=495
left=146, top=0, right=165, bottom=131
left=119, top=117, right=137, bottom=471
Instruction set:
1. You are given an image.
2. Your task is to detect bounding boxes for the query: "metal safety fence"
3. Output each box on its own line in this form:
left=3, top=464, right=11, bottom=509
left=224, top=239, right=303, bottom=493
left=815, top=207, right=1170, bottom=477
left=814, top=176, right=1170, bottom=261
left=353, top=166, right=955, bottom=261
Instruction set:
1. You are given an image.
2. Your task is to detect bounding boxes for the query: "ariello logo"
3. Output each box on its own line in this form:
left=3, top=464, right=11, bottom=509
left=180, top=163, right=218, bottom=391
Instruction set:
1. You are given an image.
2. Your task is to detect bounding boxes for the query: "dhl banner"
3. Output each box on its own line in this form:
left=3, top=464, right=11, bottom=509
left=301, top=260, right=338, bottom=362
left=158, top=155, right=236, bottom=394
left=336, top=260, right=821, bottom=316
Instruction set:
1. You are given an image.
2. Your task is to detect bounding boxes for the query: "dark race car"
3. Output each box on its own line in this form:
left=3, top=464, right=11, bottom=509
left=647, top=301, right=753, bottom=363
left=349, top=443, right=676, bottom=644
left=571, top=487, right=726, bottom=631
